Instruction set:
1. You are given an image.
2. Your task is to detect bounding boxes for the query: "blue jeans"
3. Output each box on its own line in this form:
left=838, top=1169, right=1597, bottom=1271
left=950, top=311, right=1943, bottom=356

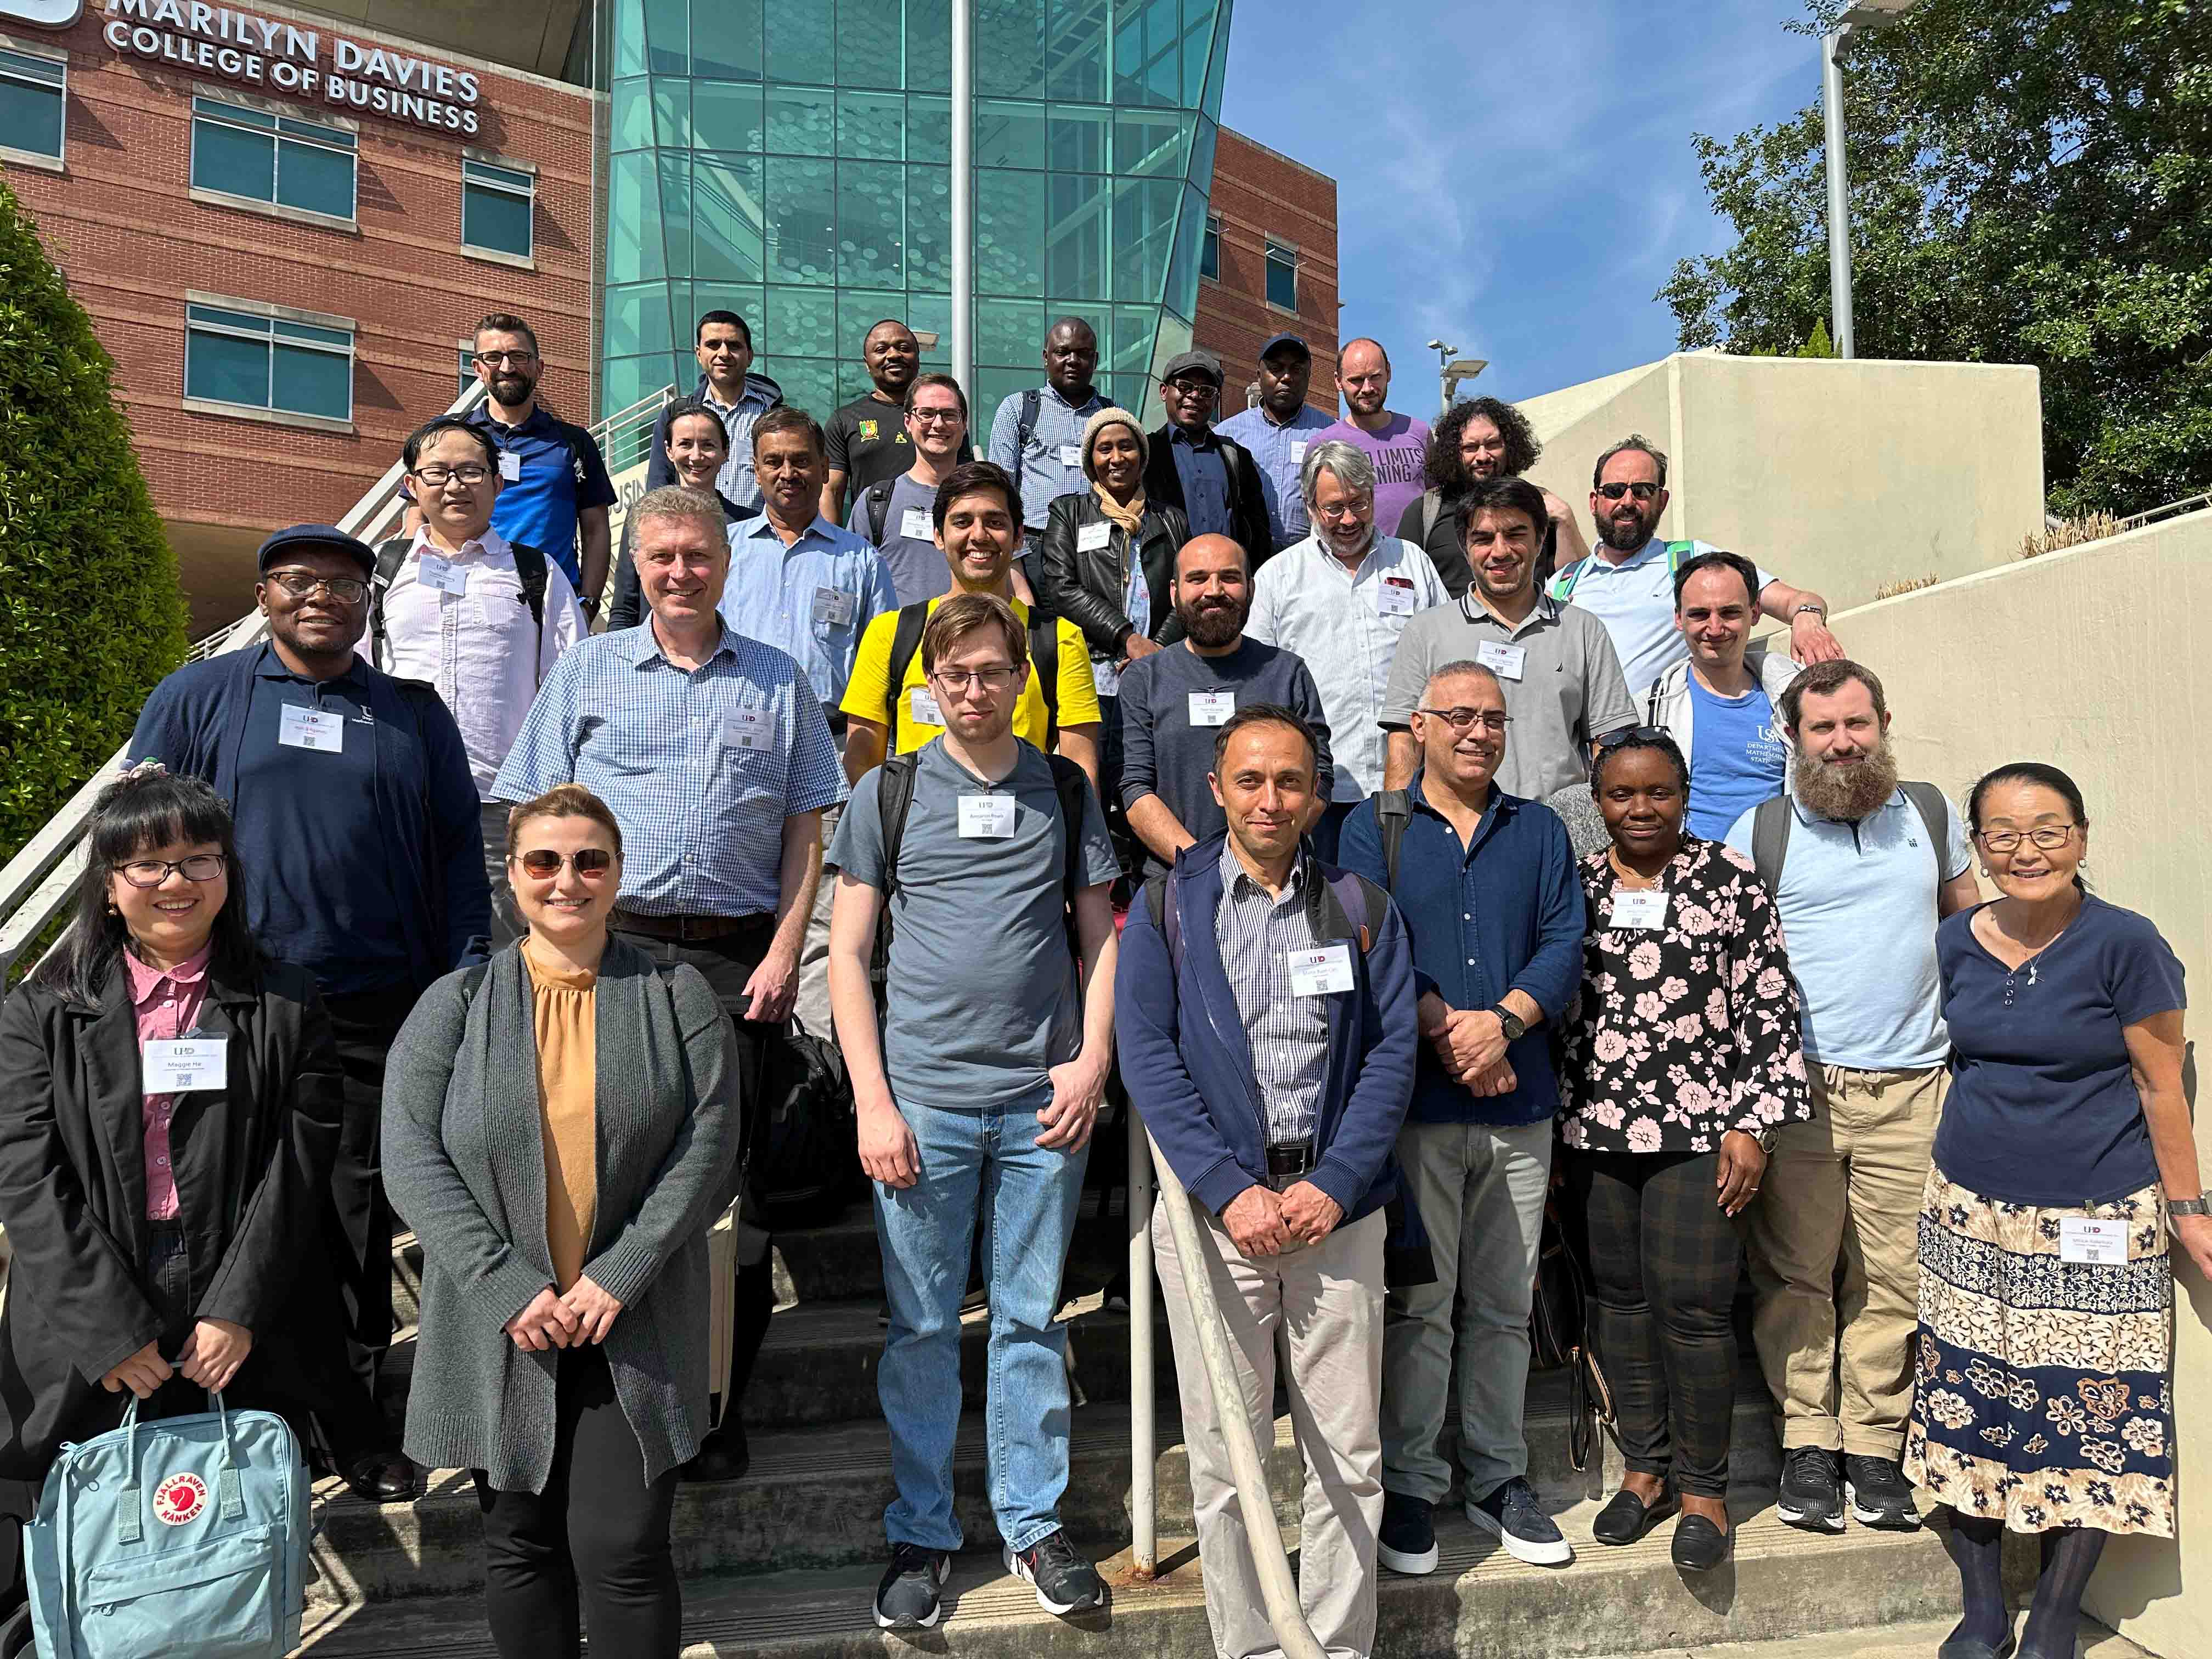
left=873, top=1092, right=1088, bottom=1553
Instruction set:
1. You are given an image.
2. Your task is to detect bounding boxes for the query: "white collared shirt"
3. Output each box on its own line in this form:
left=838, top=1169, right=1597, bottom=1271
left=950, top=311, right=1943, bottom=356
left=1246, top=530, right=1449, bottom=799
left=366, top=526, right=589, bottom=792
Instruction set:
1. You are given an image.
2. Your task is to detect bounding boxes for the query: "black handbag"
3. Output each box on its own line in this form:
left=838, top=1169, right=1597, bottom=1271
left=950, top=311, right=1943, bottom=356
left=747, top=1018, right=861, bottom=1232
left=1529, top=1195, right=1618, bottom=1473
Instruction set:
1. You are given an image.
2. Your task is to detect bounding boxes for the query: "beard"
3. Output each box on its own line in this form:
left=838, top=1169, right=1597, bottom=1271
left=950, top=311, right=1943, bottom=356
left=1178, top=595, right=1247, bottom=647
left=1598, top=503, right=1656, bottom=551
left=1793, top=737, right=1900, bottom=822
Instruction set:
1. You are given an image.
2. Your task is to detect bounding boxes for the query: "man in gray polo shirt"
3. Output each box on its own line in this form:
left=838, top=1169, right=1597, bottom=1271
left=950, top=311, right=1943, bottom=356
left=826, top=592, right=1121, bottom=1632
left=986, top=317, right=1109, bottom=531
left=1382, top=476, right=1636, bottom=798
left=1119, top=533, right=1335, bottom=877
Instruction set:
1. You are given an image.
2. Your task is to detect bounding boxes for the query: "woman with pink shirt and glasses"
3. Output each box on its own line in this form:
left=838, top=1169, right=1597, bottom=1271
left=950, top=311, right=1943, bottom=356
left=0, top=764, right=346, bottom=1649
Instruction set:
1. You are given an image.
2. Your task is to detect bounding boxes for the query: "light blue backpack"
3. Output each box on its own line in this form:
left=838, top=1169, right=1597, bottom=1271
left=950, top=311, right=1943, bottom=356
left=24, top=1393, right=309, bottom=1659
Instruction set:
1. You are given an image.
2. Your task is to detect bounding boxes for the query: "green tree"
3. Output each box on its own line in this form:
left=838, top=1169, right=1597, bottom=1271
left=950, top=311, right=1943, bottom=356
left=0, top=176, right=189, bottom=864
left=1662, top=0, right=2212, bottom=516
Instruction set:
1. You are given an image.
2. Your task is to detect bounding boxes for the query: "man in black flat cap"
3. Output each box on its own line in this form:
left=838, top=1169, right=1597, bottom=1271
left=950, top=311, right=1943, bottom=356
left=129, top=523, right=490, bottom=1504
left=1144, top=348, right=1273, bottom=567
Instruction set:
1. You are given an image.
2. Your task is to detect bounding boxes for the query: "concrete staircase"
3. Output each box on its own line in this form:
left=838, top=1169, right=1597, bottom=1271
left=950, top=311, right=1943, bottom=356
left=299, top=1205, right=1985, bottom=1657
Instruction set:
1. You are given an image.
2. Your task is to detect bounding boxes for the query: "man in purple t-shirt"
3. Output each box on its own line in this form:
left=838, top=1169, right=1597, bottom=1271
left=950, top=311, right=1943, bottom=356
left=1314, top=337, right=1431, bottom=537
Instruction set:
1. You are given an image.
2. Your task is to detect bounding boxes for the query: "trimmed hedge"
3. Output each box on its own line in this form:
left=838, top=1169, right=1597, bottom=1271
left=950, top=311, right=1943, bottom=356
left=0, top=175, right=188, bottom=865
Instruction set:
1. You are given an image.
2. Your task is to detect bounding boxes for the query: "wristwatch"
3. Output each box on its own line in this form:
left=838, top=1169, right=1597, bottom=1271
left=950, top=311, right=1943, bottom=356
left=1489, top=1004, right=1527, bottom=1042
left=1791, top=602, right=1827, bottom=621
left=2170, top=1197, right=2209, bottom=1218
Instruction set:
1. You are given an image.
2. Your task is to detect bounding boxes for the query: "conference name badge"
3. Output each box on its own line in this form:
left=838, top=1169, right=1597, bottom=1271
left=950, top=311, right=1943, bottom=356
left=1611, top=890, right=1668, bottom=930
left=1076, top=521, right=1111, bottom=552
left=2059, top=1218, right=2126, bottom=1266
left=1476, top=640, right=1526, bottom=681
left=726, top=707, right=771, bottom=752
left=900, top=507, right=933, bottom=541
left=417, top=554, right=469, bottom=596
left=499, top=451, right=522, bottom=482
left=1188, top=691, right=1235, bottom=727
left=278, top=706, right=344, bottom=753
left=143, top=1037, right=227, bottom=1093
left=1290, top=440, right=1310, bottom=465
left=911, top=686, right=945, bottom=726
left=1376, top=576, right=1417, bottom=617
left=812, top=586, right=856, bottom=627
left=1059, top=444, right=1083, bottom=467
left=958, top=794, right=1017, bottom=838
left=1288, top=944, right=1355, bottom=997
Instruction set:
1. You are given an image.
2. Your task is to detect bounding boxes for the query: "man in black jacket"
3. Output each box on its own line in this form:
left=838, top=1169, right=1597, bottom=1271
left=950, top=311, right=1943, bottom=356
left=1142, top=349, right=1272, bottom=566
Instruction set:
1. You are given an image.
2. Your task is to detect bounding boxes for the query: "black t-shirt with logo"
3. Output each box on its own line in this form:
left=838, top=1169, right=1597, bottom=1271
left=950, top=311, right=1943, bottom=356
left=826, top=393, right=972, bottom=495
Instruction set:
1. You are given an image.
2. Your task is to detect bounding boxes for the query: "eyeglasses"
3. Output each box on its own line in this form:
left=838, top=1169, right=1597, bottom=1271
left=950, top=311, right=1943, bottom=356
left=514, top=848, right=617, bottom=879
left=1975, top=826, right=2078, bottom=854
left=1417, top=707, right=1512, bottom=733
left=1163, top=379, right=1219, bottom=401
left=267, top=571, right=368, bottom=603
left=1313, top=497, right=1370, bottom=521
left=473, top=350, right=538, bottom=368
left=1595, top=482, right=1661, bottom=503
left=116, top=853, right=227, bottom=888
left=929, top=666, right=1018, bottom=692
left=413, top=464, right=491, bottom=486
left=907, top=407, right=965, bottom=426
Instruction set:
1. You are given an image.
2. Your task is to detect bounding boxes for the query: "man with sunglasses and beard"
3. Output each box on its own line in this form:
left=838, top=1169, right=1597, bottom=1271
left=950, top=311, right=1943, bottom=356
left=1118, top=534, right=1335, bottom=878
left=1549, top=435, right=1842, bottom=697
left=129, top=522, right=492, bottom=1505
left=1722, top=659, right=1980, bottom=1540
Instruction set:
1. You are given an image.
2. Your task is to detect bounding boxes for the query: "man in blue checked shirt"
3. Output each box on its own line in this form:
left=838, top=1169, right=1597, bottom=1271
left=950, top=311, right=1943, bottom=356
left=717, top=404, right=898, bottom=1037
left=492, top=482, right=845, bottom=1486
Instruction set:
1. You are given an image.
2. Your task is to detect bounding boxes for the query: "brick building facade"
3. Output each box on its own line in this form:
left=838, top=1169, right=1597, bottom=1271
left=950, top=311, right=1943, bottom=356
left=1194, top=126, right=1341, bottom=419
left=1, top=0, right=599, bottom=632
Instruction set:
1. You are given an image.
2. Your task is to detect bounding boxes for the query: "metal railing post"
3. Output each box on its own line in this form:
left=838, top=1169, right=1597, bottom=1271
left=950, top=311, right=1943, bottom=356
left=1127, top=1102, right=1157, bottom=1576
left=1144, top=1120, right=1326, bottom=1659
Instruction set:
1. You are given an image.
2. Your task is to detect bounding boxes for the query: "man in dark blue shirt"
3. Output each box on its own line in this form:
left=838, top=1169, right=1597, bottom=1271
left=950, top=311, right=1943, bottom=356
left=463, top=312, right=618, bottom=614
left=1336, top=658, right=1582, bottom=1577
left=130, top=523, right=489, bottom=1506
left=1142, top=348, right=1272, bottom=561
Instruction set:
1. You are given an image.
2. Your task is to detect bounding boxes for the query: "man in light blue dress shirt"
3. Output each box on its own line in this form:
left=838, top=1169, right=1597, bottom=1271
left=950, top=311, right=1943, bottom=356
left=1218, top=332, right=1336, bottom=552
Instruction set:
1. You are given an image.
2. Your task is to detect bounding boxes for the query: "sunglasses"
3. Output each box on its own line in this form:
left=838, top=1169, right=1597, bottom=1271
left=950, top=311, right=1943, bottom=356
left=1595, top=726, right=1673, bottom=750
left=514, top=848, right=616, bottom=879
left=1595, top=482, right=1661, bottom=502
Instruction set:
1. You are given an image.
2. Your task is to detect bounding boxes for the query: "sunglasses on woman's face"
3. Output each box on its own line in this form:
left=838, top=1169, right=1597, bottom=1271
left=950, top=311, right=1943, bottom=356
left=514, top=848, right=616, bottom=879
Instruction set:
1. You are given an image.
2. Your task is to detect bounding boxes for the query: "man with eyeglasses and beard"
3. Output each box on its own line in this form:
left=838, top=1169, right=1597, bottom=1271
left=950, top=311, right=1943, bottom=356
left=1720, top=659, right=1980, bottom=1541
left=130, top=522, right=492, bottom=1506
left=1118, top=534, right=1335, bottom=878
left=1549, top=434, right=1842, bottom=697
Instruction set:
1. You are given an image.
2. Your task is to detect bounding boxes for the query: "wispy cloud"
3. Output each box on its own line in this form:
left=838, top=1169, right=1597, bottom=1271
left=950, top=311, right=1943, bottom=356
left=1217, top=0, right=1817, bottom=403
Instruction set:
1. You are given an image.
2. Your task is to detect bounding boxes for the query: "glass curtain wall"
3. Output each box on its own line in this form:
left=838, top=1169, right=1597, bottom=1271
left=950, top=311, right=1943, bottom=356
left=600, top=0, right=1229, bottom=434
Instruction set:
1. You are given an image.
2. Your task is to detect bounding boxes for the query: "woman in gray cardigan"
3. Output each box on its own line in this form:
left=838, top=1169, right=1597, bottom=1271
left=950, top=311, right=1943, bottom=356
left=383, top=785, right=739, bottom=1658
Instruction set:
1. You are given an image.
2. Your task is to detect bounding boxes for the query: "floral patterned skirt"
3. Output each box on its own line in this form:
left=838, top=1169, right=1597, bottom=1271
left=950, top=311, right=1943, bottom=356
left=1904, top=1169, right=2174, bottom=1537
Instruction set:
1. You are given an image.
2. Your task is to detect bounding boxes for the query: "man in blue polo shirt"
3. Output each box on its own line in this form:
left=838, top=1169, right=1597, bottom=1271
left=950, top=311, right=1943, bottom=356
left=1338, top=658, right=1582, bottom=1577
left=464, top=312, right=618, bottom=617
left=720, top=405, right=897, bottom=1037
left=1217, top=333, right=1335, bottom=552
left=130, top=523, right=490, bottom=1507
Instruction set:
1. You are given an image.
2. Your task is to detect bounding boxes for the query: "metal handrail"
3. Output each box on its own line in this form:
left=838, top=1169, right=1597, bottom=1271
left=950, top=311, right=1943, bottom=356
left=595, top=383, right=679, bottom=475
left=1135, top=1114, right=1328, bottom=1659
left=2118, top=490, right=2212, bottom=533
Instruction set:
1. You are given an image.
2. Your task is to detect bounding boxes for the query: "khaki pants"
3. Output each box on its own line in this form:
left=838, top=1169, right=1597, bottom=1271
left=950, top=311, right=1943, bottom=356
left=1746, top=1064, right=1946, bottom=1459
left=1154, top=1203, right=1384, bottom=1659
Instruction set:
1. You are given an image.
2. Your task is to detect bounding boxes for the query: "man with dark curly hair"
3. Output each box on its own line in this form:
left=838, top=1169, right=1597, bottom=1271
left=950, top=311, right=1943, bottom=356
left=1396, top=397, right=1592, bottom=591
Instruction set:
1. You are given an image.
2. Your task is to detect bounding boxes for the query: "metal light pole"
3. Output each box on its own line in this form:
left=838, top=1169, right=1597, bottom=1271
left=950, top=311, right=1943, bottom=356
left=1425, top=338, right=1459, bottom=417
left=950, top=0, right=973, bottom=394
left=1821, top=0, right=1919, bottom=360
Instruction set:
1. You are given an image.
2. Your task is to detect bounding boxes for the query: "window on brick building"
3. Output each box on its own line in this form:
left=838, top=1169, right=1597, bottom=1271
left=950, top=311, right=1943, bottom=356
left=462, top=159, right=536, bottom=260
left=459, top=343, right=478, bottom=399
left=0, top=48, right=65, bottom=164
left=1201, top=212, right=1220, bottom=283
left=185, top=301, right=354, bottom=423
left=190, top=98, right=357, bottom=221
left=1265, top=240, right=1298, bottom=312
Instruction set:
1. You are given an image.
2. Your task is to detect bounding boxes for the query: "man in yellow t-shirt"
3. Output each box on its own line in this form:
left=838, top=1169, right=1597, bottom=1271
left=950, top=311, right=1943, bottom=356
left=840, top=461, right=1102, bottom=791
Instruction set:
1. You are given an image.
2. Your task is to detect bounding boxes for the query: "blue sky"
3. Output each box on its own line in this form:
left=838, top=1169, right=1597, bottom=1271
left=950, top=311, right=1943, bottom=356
left=1217, top=0, right=1823, bottom=410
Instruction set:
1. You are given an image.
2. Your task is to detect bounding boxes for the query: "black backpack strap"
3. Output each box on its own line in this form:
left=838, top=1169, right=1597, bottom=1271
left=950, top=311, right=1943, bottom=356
left=1030, top=611, right=1061, bottom=746
left=1045, top=752, right=1091, bottom=905
left=864, top=478, right=896, bottom=547
left=1142, top=872, right=1179, bottom=970
left=1374, top=789, right=1413, bottom=891
left=1017, top=387, right=1043, bottom=460
left=505, top=539, right=549, bottom=629
left=868, top=754, right=921, bottom=993
left=1325, top=870, right=1390, bottom=955
left=368, top=537, right=411, bottom=672
left=1750, top=794, right=1793, bottom=895
left=884, top=602, right=930, bottom=737
left=1900, top=781, right=1952, bottom=883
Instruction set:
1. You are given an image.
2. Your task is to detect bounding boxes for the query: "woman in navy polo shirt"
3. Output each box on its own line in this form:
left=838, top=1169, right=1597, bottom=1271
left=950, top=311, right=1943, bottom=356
left=1909, top=763, right=2207, bottom=1659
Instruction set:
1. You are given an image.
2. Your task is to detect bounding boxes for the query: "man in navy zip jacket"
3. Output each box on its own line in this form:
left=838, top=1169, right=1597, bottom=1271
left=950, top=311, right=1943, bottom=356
left=129, top=523, right=488, bottom=1505
left=1117, top=703, right=1415, bottom=1659
left=1338, top=658, right=1583, bottom=1575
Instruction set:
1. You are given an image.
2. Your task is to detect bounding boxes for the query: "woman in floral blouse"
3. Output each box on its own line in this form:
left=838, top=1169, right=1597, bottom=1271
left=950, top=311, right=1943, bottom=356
left=1560, top=729, right=1813, bottom=1572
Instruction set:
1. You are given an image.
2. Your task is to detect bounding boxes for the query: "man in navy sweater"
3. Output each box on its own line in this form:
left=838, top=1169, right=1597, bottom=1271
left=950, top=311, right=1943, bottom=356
left=1117, top=704, right=1415, bottom=1659
left=130, top=523, right=488, bottom=1504
left=1338, top=659, right=1582, bottom=1575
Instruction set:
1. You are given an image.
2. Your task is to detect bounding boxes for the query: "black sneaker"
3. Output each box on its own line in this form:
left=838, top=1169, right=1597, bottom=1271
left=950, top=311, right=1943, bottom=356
left=1005, top=1530, right=1106, bottom=1615
left=1843, top=1453, right=1923, bottom=1531
left=1467, top=1475, right=1573, bottom=1565
left=873, top=1543, right=951, bottom=1629
left=1777, top=1446, right=1847, bottom=1533
left=1378, top=1491, right=1438, bottom=1575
